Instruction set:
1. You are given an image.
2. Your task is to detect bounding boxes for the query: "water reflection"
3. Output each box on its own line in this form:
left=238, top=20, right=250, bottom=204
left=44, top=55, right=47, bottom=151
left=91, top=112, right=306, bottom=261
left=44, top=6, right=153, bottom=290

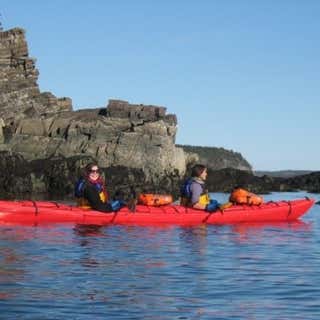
left=73, top=224, right=104, bottom=238
left=0, top=247, right=26, bottom=286
left=230, top=221, right=312, bottom=244
left=179, top=225, right=208, bottom=255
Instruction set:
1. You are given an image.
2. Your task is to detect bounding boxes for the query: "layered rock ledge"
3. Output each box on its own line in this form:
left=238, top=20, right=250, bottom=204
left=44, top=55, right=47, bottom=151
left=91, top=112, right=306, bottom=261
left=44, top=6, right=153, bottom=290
left=0, top=28, right=191, bottom=199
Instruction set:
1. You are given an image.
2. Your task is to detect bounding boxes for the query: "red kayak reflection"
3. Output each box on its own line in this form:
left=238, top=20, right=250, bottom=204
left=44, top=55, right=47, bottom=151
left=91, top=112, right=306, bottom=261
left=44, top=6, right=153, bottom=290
left=229, top=220, right=312, bottom=244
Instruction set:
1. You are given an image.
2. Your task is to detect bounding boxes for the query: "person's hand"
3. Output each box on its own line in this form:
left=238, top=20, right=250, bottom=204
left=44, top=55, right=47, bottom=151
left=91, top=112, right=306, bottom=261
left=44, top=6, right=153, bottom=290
left=111, top=200, right=126, bottom=212
left=205, top=199, right=219, bottom=212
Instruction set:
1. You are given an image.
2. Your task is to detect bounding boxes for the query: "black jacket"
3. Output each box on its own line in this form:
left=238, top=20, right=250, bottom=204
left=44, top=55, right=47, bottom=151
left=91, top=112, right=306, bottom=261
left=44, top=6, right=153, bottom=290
left=83, top=182, right=113, bottom=212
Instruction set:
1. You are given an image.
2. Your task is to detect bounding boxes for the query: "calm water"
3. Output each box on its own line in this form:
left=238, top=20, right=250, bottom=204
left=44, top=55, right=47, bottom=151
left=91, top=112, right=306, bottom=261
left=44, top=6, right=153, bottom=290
left=0, top=192, right=320, bottom=320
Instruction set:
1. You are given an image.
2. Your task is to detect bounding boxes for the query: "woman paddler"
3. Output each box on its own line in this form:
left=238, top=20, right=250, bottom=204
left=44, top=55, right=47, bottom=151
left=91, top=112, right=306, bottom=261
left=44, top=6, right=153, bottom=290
left=74, top=163, right=128, bottom=212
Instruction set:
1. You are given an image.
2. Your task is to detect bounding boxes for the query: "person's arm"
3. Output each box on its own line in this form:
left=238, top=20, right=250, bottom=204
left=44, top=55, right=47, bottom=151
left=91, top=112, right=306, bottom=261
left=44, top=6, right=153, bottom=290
left=83, top=184, right=113, bottom=212
left=192, top=202, right=206, bottom=210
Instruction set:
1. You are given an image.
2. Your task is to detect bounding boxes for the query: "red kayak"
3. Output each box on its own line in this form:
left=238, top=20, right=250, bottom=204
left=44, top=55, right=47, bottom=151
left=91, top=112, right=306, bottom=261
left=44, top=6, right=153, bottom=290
left=0, top=198, right=315, bottom=226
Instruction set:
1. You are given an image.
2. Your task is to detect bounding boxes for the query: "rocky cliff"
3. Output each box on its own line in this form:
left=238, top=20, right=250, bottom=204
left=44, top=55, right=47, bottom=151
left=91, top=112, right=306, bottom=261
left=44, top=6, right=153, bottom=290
left=0, top=27, right=191, bottom=199
left=178, top=145, right=252, bottom=172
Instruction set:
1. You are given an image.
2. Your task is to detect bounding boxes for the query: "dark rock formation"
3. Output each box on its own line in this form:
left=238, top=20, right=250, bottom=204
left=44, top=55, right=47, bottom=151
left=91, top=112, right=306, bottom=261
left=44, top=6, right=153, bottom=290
left=284, top=172, right=320, bottom=193
left=204, top=168, right=286, bottom=194
left=203, top=168, right=320, bottom=195
left=0, top=151, right=182, bottom=200
left=254, top=170, right=313, bottom=178
left=0, top=151, right=32, bottom=198
left=0, top=151, right=91, bottom=199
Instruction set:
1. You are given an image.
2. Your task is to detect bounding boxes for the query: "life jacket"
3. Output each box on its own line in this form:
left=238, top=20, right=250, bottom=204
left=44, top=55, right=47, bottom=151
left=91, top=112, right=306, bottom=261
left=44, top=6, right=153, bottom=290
left=198, top=193, right=210, bottom=206
left=138, top=194, right=173, bottom=206
left=180, top=178, right=193, bottom=200
left=180, top=178, right=210, bottom=207
left=229, top=188, right=263, bottom=205
left=75, top=178, right=108, bottom=209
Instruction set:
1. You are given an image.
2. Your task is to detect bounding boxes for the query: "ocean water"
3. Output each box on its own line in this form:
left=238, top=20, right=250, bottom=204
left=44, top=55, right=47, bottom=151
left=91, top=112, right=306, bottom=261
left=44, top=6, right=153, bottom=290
left=0, top=191, right=319, bottom=320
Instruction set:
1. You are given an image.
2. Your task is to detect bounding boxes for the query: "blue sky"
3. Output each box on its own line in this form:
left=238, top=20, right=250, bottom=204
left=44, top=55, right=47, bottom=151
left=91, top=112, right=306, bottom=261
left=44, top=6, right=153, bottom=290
left=1, top=1, right=320, bottom=171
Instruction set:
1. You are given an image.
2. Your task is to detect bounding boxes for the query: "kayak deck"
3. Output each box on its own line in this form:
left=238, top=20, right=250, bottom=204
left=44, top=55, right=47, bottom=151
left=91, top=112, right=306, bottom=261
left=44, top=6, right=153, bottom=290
left=0, top=198, right=315, bottom=226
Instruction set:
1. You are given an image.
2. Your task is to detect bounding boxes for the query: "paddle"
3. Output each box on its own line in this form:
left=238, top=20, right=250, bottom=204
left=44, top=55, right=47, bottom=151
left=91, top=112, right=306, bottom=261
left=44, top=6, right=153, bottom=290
left=304, top=197, right=319, bottom=205
left=127, top=198, right=137, bottom=212
left=202, top=202, right=233, bottom=223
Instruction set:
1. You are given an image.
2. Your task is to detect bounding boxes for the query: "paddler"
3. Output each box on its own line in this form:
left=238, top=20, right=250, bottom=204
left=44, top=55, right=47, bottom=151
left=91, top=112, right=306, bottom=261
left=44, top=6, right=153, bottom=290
left=180, top=164, right=230, bottom=212
left=75, top=163, right=135, bottom=212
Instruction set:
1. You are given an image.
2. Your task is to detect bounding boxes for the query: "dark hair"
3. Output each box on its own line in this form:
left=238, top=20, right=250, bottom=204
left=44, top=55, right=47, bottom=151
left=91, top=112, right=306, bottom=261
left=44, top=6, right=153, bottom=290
left=191, top=164, right=207, bottom=178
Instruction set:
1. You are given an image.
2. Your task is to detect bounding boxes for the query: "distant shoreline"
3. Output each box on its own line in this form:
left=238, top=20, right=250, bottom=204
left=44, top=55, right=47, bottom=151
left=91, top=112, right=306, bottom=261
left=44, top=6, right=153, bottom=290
left=254, top=170, right=314, bottom=178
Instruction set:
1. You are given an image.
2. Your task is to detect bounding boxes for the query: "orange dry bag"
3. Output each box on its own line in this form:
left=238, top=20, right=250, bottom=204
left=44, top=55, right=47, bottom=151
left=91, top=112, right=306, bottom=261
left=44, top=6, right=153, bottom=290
left=229, top=188, right=263, bottom=205
left=138, top=194, right=173, bottom=206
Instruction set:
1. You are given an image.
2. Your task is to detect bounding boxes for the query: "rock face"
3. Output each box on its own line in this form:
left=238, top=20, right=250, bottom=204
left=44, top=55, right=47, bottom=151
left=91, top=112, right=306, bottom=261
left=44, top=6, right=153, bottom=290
left=0, top=27, right=190, bottom=199
left=1, top=100, right=186, bottom=177
left=0, top=28, right=72, bottom=122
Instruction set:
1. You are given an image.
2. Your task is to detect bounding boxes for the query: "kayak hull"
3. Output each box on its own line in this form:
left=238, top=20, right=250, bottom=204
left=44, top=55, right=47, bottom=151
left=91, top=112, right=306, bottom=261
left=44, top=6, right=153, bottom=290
left=0, top=198, right=315, bottom=226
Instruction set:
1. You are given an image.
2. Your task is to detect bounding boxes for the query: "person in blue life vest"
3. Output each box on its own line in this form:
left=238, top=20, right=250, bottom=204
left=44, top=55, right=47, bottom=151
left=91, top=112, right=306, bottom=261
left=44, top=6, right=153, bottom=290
left=75, top=163, right=127, bottom=212
left=180, top=164, right=220, bottom=212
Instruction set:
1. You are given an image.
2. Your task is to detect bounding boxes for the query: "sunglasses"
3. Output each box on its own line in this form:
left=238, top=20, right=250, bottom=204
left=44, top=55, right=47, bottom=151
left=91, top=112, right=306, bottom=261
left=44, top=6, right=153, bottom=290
left=89, top=169, right=100, bottom=174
